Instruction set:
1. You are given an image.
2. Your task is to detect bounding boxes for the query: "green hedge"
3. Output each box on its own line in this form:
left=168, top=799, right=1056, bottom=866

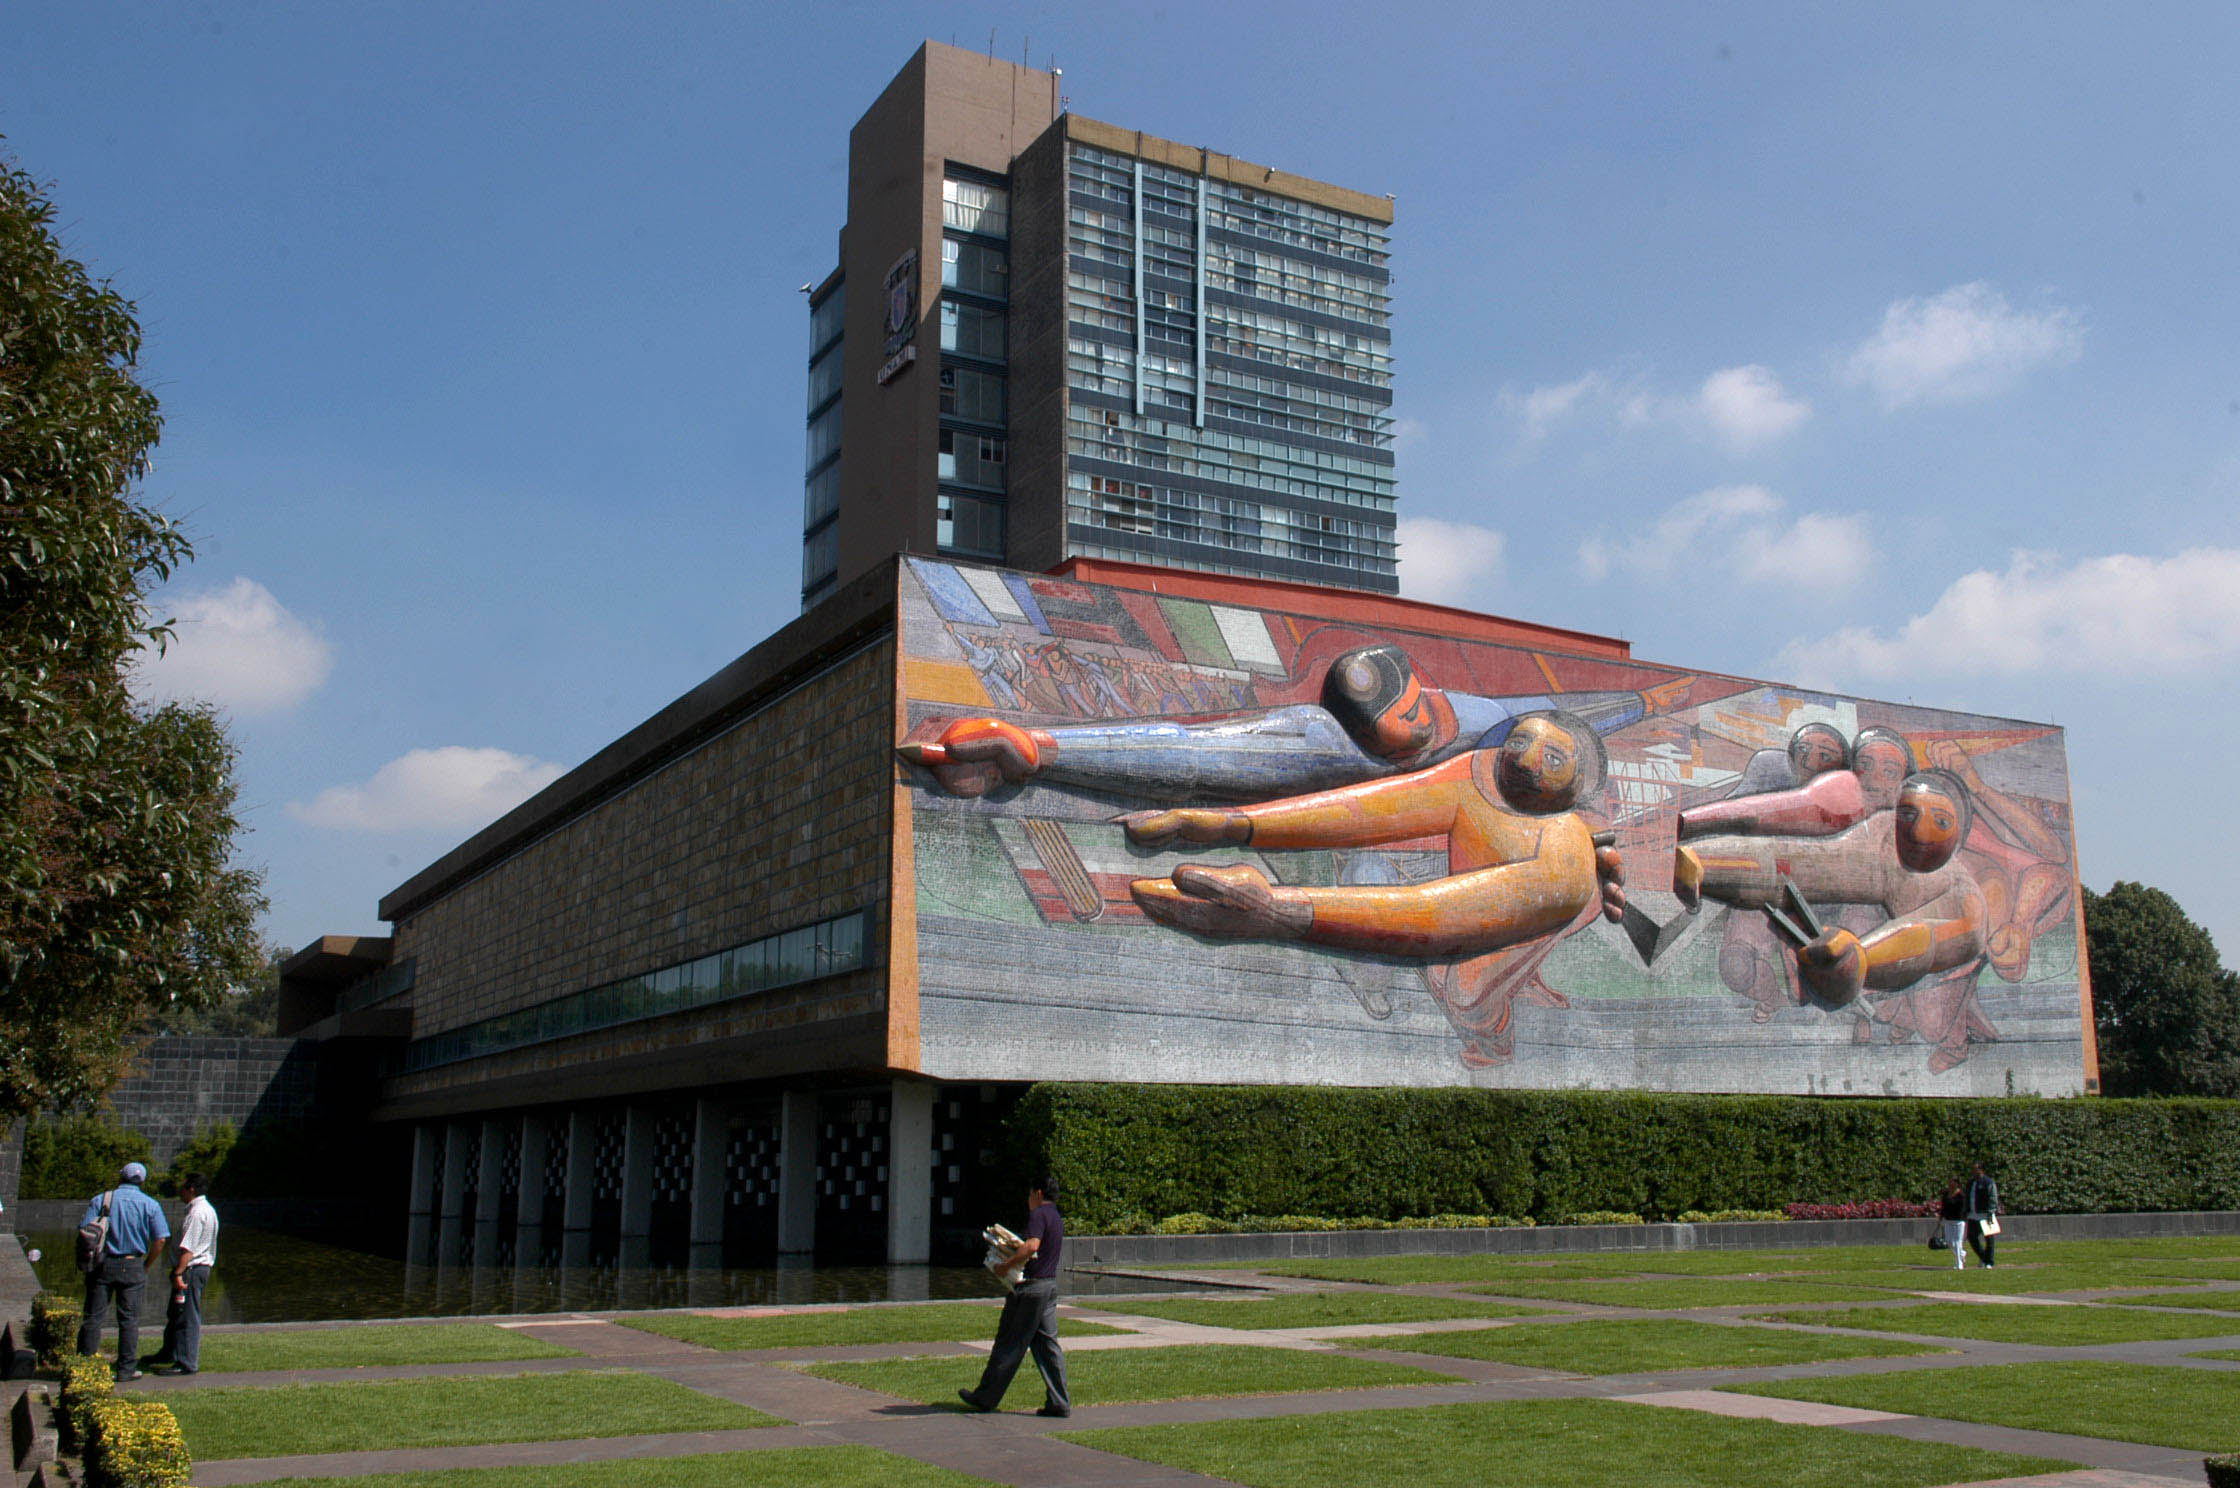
left=19, top=1114, right=151, bottom=1199
left=1002, top=1085, right=2240, bottom=1231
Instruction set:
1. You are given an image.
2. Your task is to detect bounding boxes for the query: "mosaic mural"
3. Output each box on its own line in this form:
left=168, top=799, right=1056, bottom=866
left=895, top=558, right=2087, bottom=1096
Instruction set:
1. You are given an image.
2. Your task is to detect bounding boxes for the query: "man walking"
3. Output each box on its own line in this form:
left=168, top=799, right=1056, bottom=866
left=155, top=1172, right=218, bottom=1375
left=77, top=1162, right=170, bottom=1380
left=1965, top=1162, right=2000, bottom=1268
left=958, top=1176, right=1070, bottom=1418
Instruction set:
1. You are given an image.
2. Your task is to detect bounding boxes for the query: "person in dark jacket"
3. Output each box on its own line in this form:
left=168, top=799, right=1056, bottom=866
left=1938, top=1177, right=1969, bottom=1269
left=1965, top=1163, right=2000, bottom=1268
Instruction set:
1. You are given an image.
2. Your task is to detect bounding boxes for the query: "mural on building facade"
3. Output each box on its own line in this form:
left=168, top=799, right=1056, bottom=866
left=894, top=558, right=2087, bottom=1095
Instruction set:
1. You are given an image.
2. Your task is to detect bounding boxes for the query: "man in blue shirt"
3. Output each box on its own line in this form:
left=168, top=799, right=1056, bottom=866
left=77, top=1161, right=170, bottom=1380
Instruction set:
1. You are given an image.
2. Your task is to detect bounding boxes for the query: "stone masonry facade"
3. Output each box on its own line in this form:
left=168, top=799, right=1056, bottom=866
left=389, top=635, right=897, bottom=1053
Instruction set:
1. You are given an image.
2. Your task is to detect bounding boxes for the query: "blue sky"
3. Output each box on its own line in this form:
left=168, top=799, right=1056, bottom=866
left=8, top=2, right=2237, bottom=954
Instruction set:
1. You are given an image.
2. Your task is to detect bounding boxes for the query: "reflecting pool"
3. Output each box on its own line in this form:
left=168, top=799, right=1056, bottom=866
left=20, top=1226, right=1204, bottom=1324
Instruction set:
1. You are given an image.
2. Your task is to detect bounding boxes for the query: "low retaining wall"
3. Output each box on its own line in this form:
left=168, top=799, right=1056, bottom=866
left=1070, top=1210, right=2240, bottom=1268
left=5, top=1198, right=383, bottom=1236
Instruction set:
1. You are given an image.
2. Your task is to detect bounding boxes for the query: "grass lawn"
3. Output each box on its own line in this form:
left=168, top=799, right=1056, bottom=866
left=1753, top=1302, right=2240, bottom=1346
left=1463, top=1278, right=1898, bottom=1309
left=1824, top=1264, right=2186, bottom=1297
left=1350, top=1317, right=1941, bottom=1374
left=176, top=1323, right=580, bottom=1373
left=1730, top=1360, right=2240, bottom=1451
left=615, top=1303, right=1124, bottom=1351
left=1085, top=1293, right=1549, bottom=1329
left=806, top=1342, right=1459, bottom=1407
left=2187, top=1348, right=2240, bottom=1361
left=243, top=1447, right=995, bottom=1488
left=166, top=1369, right=781, bottom=1459
left=2112, top=1289, right=2240, bottom=1313
left=1059, top=1397, right=2074, bottom=1488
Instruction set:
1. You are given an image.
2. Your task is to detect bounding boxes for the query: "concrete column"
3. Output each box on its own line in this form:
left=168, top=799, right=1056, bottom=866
left=562, top=1109, right=598, bottom=1231
left=475, top=1119, right=508, bottom=1229
left=689, top=1097, right=729, bottom=1249
left=408, top=1124, right=439, bottom=1217
left=776, top=1089, right=819, bottom=1254
left=517, top=1113, right=552, bottom=1234
left=439, top=1122, right=472, bottom=1222
left=887, top=1080, right=935, bottom=1264
left=619, top=1106, right=657, bottom=1240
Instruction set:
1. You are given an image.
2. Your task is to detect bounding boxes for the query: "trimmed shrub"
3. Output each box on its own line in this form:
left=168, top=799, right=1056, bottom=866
left=84, top=1394, right=191, bottom=1488
left=19, top=1114, right=150, bottom=1200
left=1786, top=1199, right=1937, bottom=1220
left=2203, top=1454, right=2239, bottom=1488
left=1556, top=1211, right=1646, bottom=1226
left=29, top=1292, right=83, bottom=1368
left=1679, top=1209, right=1788, bottom=1223
left=57, top=1352, right=115, bottom=1451
left=1004, top=1084, right=2240, bottom=1231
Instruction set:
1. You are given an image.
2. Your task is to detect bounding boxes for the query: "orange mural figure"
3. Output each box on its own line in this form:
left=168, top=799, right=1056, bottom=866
left=1120, top=712, right=1627, bottom=1066
left=1677, top=766, right=1990, bottom=1067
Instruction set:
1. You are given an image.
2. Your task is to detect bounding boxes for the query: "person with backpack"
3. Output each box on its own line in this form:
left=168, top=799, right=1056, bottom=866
left=75, top=1161, right=170, bottom=1380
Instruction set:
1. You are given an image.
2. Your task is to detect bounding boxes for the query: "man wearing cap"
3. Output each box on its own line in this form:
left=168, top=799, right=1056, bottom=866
left=77, top=1162, right=170, bottom=1380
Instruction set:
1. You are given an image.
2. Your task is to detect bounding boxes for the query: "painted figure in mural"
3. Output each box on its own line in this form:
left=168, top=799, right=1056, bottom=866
left=1680, top=723, right=1885, bottom=1022
left=900, top=643, right=1659, bottom=804
left=1677, top=759, right=1989, bottom=1062
left=900, top=646, right=1656, bottom=1066
left=1119, top=711, right=1628, bottom=1066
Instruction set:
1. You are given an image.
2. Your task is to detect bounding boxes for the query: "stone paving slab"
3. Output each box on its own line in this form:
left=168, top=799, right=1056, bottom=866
left=1845, top=1414, right=2210, bottom=1482
left=1613, top=1388, right=1909, bottom=1425
left=1936, top=1473, right=2206, bottom=1488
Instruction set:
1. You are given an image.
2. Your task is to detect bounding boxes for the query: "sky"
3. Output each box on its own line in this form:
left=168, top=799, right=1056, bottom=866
left=7, top=2, right=2238, bottom=955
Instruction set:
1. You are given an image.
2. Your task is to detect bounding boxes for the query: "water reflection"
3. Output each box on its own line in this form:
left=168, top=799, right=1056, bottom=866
left=21, top=1224, right=1199, bottom=1324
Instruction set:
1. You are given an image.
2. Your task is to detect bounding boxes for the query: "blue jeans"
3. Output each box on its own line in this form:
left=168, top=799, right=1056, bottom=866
left=161, top=1265, right=211, bottom=1370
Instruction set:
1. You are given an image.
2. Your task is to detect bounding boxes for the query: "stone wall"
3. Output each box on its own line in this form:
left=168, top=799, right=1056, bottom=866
left=384, top=635, right=898, bottom=1101
left=104, top=1036, right=319, bottom=1164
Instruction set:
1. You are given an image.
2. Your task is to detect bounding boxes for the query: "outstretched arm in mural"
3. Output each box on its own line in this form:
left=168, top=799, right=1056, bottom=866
left=1676, top=774, right=1985, bottom=1005
left=1923, top=740, right=2073, bottom=981
left=1125, top=718, right=1625, bottom=960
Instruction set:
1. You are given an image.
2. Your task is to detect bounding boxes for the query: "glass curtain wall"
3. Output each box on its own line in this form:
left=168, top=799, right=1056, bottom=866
left=1061, top=144, right=1397, bottom=590
left=802, top=280, right=845, bottom=608
left=936, top=171, right=1009, bottom=562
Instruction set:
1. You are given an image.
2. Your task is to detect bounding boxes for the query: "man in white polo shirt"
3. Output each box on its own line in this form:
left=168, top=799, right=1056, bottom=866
left=158, top=1173, right=219, bottom=1375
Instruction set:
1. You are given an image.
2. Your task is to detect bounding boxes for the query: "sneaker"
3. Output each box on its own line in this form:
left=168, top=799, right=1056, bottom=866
left=114, top=1369, right=140, bottom=1383
left=1036, top=1405, right=1071, bottom=1418
left=158, top=1364, right=197, bottom=1376
left=957, top=1389, right=993, bottom=1413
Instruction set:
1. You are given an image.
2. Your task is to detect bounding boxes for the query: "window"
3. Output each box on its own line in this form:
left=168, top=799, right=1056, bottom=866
left=806, top=345, right=842, bottom=411
left=939, top=365, right=1006, bottom=424
left=804, top=401, right=842, bottom=469
left=942, top=177, right=1009, bottom=237
left=801, top=523, right=837, bottom=592
left=938, top=428, right=1006, bottom=489
left=803, top=463, right=840, bottom=529
left=940, top=301, right=1006, bottom=360
left=937, top=492, right=1006, bottom=558
left=807, top=281, right=844, bottom=354
left=941, top=237, right=1008, bottom=299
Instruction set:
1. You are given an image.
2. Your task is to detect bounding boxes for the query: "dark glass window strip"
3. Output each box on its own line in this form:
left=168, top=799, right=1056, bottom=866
left=396, top=908, right=874, bottom=1073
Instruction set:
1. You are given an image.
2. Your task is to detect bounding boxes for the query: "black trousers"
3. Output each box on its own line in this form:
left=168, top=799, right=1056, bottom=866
left=1966, top=1219, right=1996, bottom=1266
left=77, top=1254, right=147, bottom=1371
left=970, top=1278, right=1069, bottom=1411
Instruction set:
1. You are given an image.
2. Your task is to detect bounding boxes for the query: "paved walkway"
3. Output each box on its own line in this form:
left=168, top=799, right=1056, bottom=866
left=33, top=1255, right=2240, bottom=1488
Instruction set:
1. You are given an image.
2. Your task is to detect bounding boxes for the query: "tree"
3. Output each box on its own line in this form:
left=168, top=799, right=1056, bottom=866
left=1, top=148, right=267, bottom=1122
left=2083, top=881, right=2240, bottom=1097
left=145, top=941, right=288, bottom=1038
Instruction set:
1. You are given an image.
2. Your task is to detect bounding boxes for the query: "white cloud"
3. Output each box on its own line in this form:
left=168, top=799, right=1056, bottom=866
left=1392, top=416, right=1430, bottom=450
left=1846, top=281, right=2083, bottom=408
left=1505, top=365, right=1808, bottom=451
left=1398, top=517, right=1506, bottom=605
left=1778, top=548, right=2240, bottom=686
left=1501, top=372, right=1606, bottom=441
left=1579, top=485, right=1872, bottom=592
left=1694, top=364, right=1811, bottom=451
left=289, top=747, right=568, bottom=833
left=131, top=577, right=332, bottom=716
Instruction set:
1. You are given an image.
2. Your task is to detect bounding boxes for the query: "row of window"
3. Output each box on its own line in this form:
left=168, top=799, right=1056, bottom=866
left=1065, top=493, right=1398, bottom=569
left=805, top=401, right=842, bottom=470
left=940, top=364, right=1005, bottom=424
left=803, top=463, right=840, bottom=529
left=938, top=428, right=1006, bottom=490
left=943, top=236, right=1007, bottom=300
left=943, top=177, right=1008, bottom=238
left=1067, top=535, right=1396, bottom=583
left=942, top=300, right=1006, bottom=361
left=938, top=490, right=1006, bottom=559
left=806, top=345, right=843, bottom=411
left=1070, top=472, right=1396, bottom=549
left=1067, top=410, right=1397, bottom=506
left=807, top=282, right=844, bottom=356
left=802, top=522, right=838, bottom=593
left=398, top=910, right=874, bottom=1074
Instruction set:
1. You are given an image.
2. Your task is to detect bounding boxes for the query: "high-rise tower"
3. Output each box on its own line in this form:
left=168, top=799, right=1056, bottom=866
left=801, top=42, right=1397, bottom=609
